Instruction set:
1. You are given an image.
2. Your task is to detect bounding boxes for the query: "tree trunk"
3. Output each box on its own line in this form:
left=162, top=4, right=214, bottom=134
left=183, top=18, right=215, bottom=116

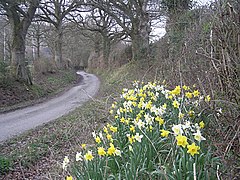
left=102, top=36, right=110, bottom=68
left=54, top=25, right=63, bottom=67
left=3, top=0, right=39, bottom=84
left=11, top=23, right=32, bottom=84
left=131, top=4, right=150, bottom=62
left=131, top=21, right=150, bottom=62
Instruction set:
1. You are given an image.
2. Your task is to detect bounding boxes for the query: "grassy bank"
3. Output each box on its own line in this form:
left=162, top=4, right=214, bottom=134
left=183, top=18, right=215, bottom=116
left=0, top=70, right=79, bottom=113
left=0, top=62, right=238, bottom=179
left=0, top=63, right=160, bottom=179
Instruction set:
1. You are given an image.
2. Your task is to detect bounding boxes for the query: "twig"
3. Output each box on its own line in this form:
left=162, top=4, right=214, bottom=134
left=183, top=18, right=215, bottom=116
left=223, top=124, right=240, bottom=158
left=19, top=161, right=26, bottom=179
left=193, top=163, right=197, bottom=180
left=217, top=165, right=220, bottom=180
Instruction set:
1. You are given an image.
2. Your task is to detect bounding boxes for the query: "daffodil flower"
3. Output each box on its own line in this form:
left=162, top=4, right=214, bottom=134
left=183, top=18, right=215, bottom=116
left=172, top=124, right=182, bottom=135
left=76, top=152, right=82, bottom=162
left=160, top=129, right=170, bottom=137
left=84, top=151, right=94, bottom=161
left=135, top=133, right=143, bottom=142
left=66, top=175, right=73, bottom=180
left=97, top=147, right=106, bottom=156
left=62, top=156, right=69, bottom=170
left=176, top=135, right=189, bottom=148
left=193, top=130, right=206, bottom=142
left=199, top=121, right=205, bottom=128
left=187, top=143, right=200, bottom=156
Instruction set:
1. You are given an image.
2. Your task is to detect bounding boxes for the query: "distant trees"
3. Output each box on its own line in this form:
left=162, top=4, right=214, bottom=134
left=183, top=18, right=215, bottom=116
left=86, top=0, right=162, bottom=62
left=0, top=0, right=40, bottom=84
left=71, top=5, right=126, bottom=67
left=0, top=0, right=193, bottom=83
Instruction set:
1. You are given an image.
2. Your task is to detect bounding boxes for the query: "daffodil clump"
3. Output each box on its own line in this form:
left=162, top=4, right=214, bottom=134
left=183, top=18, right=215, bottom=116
left=63, top=81, right=219, bottom=179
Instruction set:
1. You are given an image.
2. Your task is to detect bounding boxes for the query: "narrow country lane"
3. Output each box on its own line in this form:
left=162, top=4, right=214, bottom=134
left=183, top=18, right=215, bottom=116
left=0, top=71, right=100, bottom=143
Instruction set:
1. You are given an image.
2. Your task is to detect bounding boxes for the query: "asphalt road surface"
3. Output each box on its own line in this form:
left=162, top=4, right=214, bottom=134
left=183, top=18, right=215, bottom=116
left=0, top=71, right=100, bottom=143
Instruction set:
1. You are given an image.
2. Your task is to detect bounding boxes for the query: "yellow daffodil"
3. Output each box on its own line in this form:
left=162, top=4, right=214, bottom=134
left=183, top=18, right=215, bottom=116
left=81, top=144, right=86, bottom=149
left=127, top=134, right=135, bottom=144
left=110, top=126, right=117, bottom=133
left=98, top=147, right=106, bottom=156
left=130, top=125, right=135, bottom=132
left=95, top=136, right=101, bottom=144
left=84, top=151, right=94, bottom=161
left=193, top=90, right=200, bottom=97
left=185, top=92, right=193, bottom=99
left=145, top=100, right=152, bottom=109
left=107, top=134, right=113, bottom=141
left=160, top=129, right=170, bottom=137
left=205, top=95, right=211, bottom=102
left=188, top=110, right=195, bottom=117
left=162, top=103, right=167, bottom=109
left=148, top=125, right=153, bottom=132
left=178, top=112, right=184, bottom=119
left=171, top=85, right=181, bottom=95
left=168, top=95, right=173, bottom=99
left=176, top=135, right=189, bottom=148
left=199, top=121, right=205, bottom=128
left=107, top=143, right=116, bottom=156
left=103, top=126, right=108, bottom=133
left=183, top=85, right=190, bottom=90
left=120, top=117, right=125, bottom=123
left=125, top=118, right=130, bottom=125
left=155, top=116, right=164, bottom=125
left=187, top=143, right=200, bottom=156
left=66, top=176, right=73, bottom=180
left=172, top=100, right=180, bottom=108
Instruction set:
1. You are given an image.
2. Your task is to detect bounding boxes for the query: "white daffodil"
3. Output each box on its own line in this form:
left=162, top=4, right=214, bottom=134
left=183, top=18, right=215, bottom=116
left=135, top=133, right=144, bottom=142
left=62, top=156, right=69, bottom=170
left=115, top=149, right=121, bottom=156
left=129, top=145, right=133, bottom=152
left=76, top=152, right=83, bottom=162
left=144, top=113, right=153, bottom=125
left=182, top=121, right=191, bottom=130
left=172, top=124, right=182, bottom=135
left=92, top=131, right=96, bottom=138
left=135, top=119, right=145, bottom=129
left=193, top=130, right=206, bottom=142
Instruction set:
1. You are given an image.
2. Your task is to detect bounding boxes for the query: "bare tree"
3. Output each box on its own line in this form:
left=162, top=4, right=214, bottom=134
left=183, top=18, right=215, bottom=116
left=71, top=5, right=126, bottom=67
left=0, top=0, right=40, bottom=84
left=88, top=0, right=160, bottom=62
left=27, top=21, right=47, bottom=60
left=38, top=0, right=82, bottom=67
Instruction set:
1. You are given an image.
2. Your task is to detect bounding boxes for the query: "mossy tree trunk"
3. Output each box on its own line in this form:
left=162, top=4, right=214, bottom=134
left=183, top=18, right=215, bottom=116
left=1, top=0, right=39, bottom=84
left=131, top=15, right=150, bottom=62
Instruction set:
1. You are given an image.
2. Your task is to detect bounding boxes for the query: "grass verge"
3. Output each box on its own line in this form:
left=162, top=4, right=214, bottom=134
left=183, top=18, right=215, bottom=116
left=0, top=62, right=239, bottom=179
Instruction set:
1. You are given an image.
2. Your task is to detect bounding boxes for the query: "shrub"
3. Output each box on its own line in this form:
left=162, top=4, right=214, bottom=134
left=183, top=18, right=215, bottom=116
left=62, top=81, right=220, bottom=179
